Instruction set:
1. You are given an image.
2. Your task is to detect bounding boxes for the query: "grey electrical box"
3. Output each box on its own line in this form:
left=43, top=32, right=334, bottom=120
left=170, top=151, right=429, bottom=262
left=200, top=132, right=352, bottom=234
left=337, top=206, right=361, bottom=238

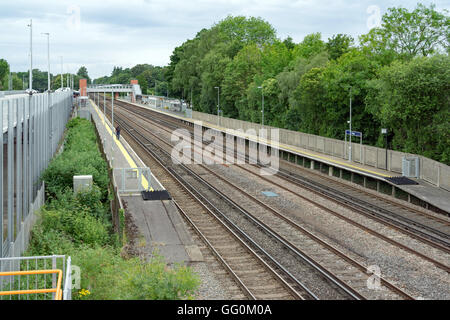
left=73, top=175, right=93, bottom=194
left=402, top=157, right=419, bottom=178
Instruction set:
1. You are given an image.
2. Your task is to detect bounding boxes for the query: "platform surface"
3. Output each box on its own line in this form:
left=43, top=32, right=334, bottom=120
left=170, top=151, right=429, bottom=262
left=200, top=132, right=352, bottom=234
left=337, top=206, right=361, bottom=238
left=121, top=196, right=202, bottom=264
left=89, top=99, right=202, bottom=264
left=396, top=180, right=450, bottom=213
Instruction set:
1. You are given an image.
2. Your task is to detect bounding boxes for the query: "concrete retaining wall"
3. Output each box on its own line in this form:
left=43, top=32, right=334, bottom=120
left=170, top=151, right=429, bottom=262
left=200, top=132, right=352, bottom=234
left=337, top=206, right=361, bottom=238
left=192, top=111, right=450, bottom=191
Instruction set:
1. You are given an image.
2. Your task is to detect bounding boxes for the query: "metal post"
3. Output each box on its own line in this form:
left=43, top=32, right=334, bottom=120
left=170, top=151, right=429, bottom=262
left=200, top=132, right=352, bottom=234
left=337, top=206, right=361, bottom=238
left=382, top=128, right=388, bottom=170
left=349, top=86, right=352, bottom=162
left=16, top=100, right=22, bottom=234
left=60, top=56, right=63, bottom=89
left=23, top=99, right=29, bottom=220
left=111, top=91, right=114, bottom=167
left=258, top=86, right=264, bottom=126
left=262, top=91, right=264, bottom=127
left=7, top=100, right=14, bottom=245
left=28, top=19, right=33, bottom=91
left=41, top=33, right=50, bottom=92
left=215, top=86, right=220, bottom=126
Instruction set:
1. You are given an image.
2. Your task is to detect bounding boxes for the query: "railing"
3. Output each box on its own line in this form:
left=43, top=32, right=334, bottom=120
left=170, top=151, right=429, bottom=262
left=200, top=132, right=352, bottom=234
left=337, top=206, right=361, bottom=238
left=0, top=255, right=70, bottom=300
left=87, top=84, right=134, bottom=92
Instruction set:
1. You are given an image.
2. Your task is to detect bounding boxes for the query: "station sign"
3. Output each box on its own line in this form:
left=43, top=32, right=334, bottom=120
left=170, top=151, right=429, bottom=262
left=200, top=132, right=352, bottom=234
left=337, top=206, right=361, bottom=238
left=345, top=130, right=362, bottom=137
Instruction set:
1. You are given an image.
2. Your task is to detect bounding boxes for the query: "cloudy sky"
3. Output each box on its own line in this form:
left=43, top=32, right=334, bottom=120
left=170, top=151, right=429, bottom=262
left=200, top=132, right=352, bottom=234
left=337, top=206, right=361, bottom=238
left=1, top=0, right=448, bottom=79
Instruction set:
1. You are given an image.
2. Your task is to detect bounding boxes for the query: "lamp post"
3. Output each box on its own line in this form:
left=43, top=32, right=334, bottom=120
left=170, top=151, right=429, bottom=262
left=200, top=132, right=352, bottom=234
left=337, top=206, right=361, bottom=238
left=348, top=86, right=352, bottom=162
left=28, top=19, right=33, bottom=91
left=111, top=91, right=114, bottom=167
left=257, top=86, right=264, bottom=126
left=60, top=56, right=63, bottom=89
left=42, top=33, right=50, bottom=92
left=103, top=90, right=106, bottom=145
left=214, top=86, right=220, bottom=126
left=382, top=128, right=388, bottom=170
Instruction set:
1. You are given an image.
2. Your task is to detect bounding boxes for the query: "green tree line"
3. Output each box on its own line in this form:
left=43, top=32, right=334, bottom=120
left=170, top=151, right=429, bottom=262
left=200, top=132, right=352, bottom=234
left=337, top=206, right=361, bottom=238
left=164, top=3, right=449, bottom=164
left=0, top=60, right=91, bottom=92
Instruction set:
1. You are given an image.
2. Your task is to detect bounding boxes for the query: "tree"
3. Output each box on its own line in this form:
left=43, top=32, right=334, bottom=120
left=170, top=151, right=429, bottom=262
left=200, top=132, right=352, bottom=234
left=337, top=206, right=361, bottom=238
left=365, top=55, right=450, bottom=164
left=136, top=74, right=147, bottom=94
left=0, top=59, right=9, bottom=90
left=77, top=66, right=91, bottom=83
left=326, top=34, right=354, bottom=60
left=222, top=44, right=263, bottom=119
left=283, top=36, right=295, bottom=50
left=292, top=33, right=326, bottom=59
left=360, top=3, right=449, bottom=58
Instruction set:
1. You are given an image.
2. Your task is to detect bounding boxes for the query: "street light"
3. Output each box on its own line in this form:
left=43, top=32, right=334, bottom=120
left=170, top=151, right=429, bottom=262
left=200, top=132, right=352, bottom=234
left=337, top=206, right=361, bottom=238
left=41, top=33, right=50, bottom=92
left=60, top=56, right=63, bottom=89
left=348, top=86, right=352, bottom=162
left=111, top=90, right=115, bottom=167
left=214, top=86, right=220, bottom=126
left=382, top=128, right=388, bottom=170
left=27, top=19, right=33, bottom=91
left=258, top=86, right=264, bottom=126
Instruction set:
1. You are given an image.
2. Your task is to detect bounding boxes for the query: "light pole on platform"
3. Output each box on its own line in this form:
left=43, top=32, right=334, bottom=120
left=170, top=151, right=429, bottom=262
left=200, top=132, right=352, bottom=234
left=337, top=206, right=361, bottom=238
left=214, top=86, right=220, bottom=126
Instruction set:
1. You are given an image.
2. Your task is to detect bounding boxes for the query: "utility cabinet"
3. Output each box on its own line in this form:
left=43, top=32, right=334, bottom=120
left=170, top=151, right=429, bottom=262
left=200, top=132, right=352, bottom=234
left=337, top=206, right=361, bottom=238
left=402, top=157, right=419, bottom=178
left=73, top=175, right=93, bottom=194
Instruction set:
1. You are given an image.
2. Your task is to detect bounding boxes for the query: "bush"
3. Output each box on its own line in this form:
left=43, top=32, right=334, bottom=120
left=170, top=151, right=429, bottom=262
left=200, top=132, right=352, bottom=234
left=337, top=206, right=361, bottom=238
left=71, top=248, right=200, bottom=300
left=38, top=208, right=111, bottom=248
left=42, top=118, right=109, bottom=200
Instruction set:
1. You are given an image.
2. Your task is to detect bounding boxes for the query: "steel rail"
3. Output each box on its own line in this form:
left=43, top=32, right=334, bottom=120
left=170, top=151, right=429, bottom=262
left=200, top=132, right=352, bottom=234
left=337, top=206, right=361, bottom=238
left=104, top=101, right=366, bottom=300
left=107, top=97, right=450, bottom=273
left=99, top=98, right=312, bottom=300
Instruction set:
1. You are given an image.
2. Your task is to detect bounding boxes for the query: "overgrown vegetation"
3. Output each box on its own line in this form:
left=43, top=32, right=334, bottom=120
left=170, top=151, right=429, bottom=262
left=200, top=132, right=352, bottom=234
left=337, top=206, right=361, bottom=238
left=27, top=117, right=200, bottom=300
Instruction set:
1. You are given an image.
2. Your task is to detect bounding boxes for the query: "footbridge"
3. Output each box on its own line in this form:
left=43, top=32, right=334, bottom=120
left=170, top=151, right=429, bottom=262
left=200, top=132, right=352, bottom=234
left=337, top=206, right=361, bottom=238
left=83, top=80, right=142, bottom=102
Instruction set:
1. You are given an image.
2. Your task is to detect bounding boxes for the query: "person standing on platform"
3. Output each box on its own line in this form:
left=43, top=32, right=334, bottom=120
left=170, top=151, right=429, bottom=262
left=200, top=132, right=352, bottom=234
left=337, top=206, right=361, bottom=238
left=116, top=125, right=121, bottom=140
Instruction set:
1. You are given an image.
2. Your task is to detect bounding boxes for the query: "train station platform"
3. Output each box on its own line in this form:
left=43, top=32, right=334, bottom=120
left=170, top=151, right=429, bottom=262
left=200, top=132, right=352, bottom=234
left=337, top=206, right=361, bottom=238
left=87, top=98, right=203, bottom=264
left=119, top=98, right=450, bottom=215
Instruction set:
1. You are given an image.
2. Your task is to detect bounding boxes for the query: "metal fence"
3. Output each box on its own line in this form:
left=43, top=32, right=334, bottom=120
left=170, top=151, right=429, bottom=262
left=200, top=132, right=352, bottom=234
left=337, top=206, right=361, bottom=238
left=192, top=111, right=450, bottom=191
left=0, top=91, right=73, bottom=259
left=0, top=255, right=71, bottom=300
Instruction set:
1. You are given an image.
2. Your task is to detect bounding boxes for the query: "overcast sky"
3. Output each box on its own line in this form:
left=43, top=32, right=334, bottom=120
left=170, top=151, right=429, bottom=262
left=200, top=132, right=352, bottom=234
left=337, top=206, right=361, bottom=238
left=1, top=0, right=448, bottom=79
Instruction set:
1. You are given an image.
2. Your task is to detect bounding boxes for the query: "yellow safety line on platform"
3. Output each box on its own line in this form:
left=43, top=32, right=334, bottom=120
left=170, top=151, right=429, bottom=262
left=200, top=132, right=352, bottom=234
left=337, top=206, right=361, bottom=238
left=90, top=99, right=153, bottom=191
left=133, top=102, right=391, bottom=178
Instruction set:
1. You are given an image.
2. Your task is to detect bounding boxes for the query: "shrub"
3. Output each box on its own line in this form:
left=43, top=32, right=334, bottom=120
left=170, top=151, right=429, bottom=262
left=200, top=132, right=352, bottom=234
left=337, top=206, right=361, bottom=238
left=71, top=248, right=200, bottom=300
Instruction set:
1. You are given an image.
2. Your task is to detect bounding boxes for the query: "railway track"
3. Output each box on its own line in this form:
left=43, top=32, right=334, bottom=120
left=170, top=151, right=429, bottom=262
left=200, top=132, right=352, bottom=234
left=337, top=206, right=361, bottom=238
left=98, top=97, right=417, bottom=299
left=111, top=99, right=450, bottom=256
left=102, top=106, right=309, bottom=300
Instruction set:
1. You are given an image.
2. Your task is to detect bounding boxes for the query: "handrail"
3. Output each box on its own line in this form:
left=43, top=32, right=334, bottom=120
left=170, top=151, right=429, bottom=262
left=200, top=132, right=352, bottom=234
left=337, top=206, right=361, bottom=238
left=0, top=269, right=63, bottom=300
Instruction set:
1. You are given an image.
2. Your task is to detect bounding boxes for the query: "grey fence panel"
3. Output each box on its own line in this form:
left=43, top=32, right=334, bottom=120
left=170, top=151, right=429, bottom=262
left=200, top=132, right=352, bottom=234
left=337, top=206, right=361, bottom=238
left=1, top=91, right=73, bottom=258
left=190, top=110, right=449, bottom=188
